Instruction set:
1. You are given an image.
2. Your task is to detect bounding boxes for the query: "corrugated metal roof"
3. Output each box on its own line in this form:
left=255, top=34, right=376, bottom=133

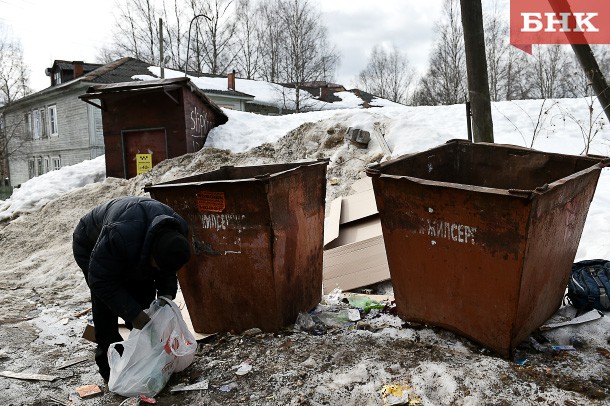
left=81, top=76, right=228, bottom=124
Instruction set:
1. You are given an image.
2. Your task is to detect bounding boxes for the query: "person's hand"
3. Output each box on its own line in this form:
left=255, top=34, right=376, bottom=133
left=132, top=310, right=151, bottom=330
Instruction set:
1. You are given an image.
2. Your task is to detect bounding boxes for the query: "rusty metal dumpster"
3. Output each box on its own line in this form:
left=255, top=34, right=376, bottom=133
left=366, top=139, right=608, bottom=358
left=145, top=160, right=329, bottom=334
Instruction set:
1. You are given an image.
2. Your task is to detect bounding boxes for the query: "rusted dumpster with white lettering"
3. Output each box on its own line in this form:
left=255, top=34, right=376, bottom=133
left=145, top=160, right=329, bottom=334
left=366, top=139, right=608, bottom=358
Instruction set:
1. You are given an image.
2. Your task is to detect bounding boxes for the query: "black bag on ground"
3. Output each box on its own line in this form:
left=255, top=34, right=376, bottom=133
left=566, top=259, right=610, bottom=313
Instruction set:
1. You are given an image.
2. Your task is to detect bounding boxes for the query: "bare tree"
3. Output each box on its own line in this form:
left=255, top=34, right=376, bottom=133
left=0, top=24, right=31, bottom=183
left=413, top=0, right=466, bottom=105
left=187, top=0, right=238, bottom=75
left=273, top=0, right=339, bottom=111
left=0, top=24, right=30, bottom=106
left=482, top=4, right=529, bottom=101
left=161, top=0, right=188, bottom=70
left=103, top=0, right=161, bottom=64
left=234, top=0, right=262, bottom=79
left=357, top=44, right=414, bottom=104
left=526, top=45, right=573, bottom=99
left=256, top=0, right=283, bottom=83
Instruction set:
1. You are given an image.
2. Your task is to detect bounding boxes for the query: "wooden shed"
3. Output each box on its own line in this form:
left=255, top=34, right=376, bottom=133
left=79, top=77, right=228, bottom=179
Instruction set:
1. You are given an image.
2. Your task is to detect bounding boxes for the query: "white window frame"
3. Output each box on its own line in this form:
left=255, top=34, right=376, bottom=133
left=43, top=157, right=49, bottom=173
left=48, top=105, right=58, bottom=136
left=52, top=156, right=61, bottom=171
left=54, top=71, right=61, bottom=85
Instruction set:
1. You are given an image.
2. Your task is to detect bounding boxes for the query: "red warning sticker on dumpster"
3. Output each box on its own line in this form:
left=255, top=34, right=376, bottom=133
left=196, top=191, right=225, bottom=213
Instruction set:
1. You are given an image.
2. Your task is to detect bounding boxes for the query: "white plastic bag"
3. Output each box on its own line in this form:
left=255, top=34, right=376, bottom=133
left=108, top=297, right=197, bottom=397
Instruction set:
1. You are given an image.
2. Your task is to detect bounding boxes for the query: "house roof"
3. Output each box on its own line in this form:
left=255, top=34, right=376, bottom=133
left=81, top=58, right=153, bottom=84
left=0, top=57, right=155, bottom=112
left=47, top=60, right=103, bottom=75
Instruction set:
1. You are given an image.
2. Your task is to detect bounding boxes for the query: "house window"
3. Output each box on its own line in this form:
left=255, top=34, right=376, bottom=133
left=48, top=105, right=58, bottom=136
left=39, top=109, right=47, bottom=138
left=54, top=71, right=61, bottom=85
left=24, top=113, right=32, bottom=136
left=52, top=156, right=61, bottom=171
left=36, top=156, right=43, bottom=176
left=28, top=159, right=35, bottom=179
left=33, top=110, right=40, bottom=140
left=43, top=157, right=49, bottom=173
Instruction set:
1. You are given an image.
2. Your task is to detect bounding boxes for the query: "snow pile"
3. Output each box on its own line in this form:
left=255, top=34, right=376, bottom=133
left=0, top=155, right=106, bottom=221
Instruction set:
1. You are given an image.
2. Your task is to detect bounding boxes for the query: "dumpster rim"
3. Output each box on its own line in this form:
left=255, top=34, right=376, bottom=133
left=144, top=159, right=329, bottom=191
left=367, top=154, right=606, bottom=198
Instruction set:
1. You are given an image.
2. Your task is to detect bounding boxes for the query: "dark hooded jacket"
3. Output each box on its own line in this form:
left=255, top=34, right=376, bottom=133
left=73, top=196, right=189, bottom=322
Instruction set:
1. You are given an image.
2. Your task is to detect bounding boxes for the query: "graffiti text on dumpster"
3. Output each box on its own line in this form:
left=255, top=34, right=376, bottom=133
left=200, top=213, right=245, bottom=231
left=420, top=219, right=477, bottom=245
left=199, top=213, right=245, bottom=255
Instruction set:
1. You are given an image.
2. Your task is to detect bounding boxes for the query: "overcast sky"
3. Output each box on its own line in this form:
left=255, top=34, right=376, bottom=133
left=1, top=0, right=445, bottom=92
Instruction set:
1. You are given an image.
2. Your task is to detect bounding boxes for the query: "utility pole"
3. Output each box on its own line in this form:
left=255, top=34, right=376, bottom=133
left=460, top=0, right=494, bottom=143
left=159, top=18, right=165, bottom=79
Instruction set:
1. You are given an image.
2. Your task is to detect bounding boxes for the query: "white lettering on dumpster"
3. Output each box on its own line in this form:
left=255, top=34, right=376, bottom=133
left=421, top=219, right=477, bottom=245
left=199, top=213, right=245, bottom=231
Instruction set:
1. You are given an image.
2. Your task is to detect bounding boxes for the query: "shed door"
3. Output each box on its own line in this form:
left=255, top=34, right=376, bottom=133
left=121, top=128, right=167, bottom=179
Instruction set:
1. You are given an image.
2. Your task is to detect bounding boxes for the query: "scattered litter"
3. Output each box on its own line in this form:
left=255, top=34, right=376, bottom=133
left=514, top=358, right=529, bottom=365
left=74, top=307, right=92, bottom=317
left=75, top=384, right=102, bottom=399
left=0, top=349, right=7, bottom=359
left=527, top=337, right=549, bottom=353
left=316, top=309, right=352, bottom=328
left=219, top=381, right=238, bottom=392
left=119, top=397, right=140, bottom=406
left=0, top=370, right=57, bottom=381
left=57, top=355, right=89, bottom=369
left=324, top=288, right=343, bottom=305
left=138, top=395, right=157, bottom=404
left=329, top=178, right=339, bottom=185
left=0, top=317, right=33, bottom=325
left=346, top=295, right=386, bottom=312
left=171, top=380, right=209, bottom=392
left=380, top=383, right=410, bottom=405
left=551, top=345, right=576, bottom=352
left=235, top=361, right=253, bottom=376
left=568, top=335, right=588, bottom=349
left=47, top=395, right=76, bottom=406
left=295, top=312, right=316, bottom=332
left=540, top=310, right=603, bottom=331
left=60, top=318, right=69, bottom=325
left=348, top=308, right=361, bottom=321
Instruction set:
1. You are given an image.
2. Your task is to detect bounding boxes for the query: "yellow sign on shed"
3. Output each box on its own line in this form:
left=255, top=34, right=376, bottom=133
left=136, top=153, right=153, bottom=175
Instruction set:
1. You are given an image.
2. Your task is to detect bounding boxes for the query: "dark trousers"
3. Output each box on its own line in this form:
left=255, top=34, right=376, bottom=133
left=73, top=230, right=156, bottom=381
left=91, top=281, right=156, bottom=381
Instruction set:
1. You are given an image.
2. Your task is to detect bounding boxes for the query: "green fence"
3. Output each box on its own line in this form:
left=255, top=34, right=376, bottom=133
left=0, top=185, right=12, bottom=200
